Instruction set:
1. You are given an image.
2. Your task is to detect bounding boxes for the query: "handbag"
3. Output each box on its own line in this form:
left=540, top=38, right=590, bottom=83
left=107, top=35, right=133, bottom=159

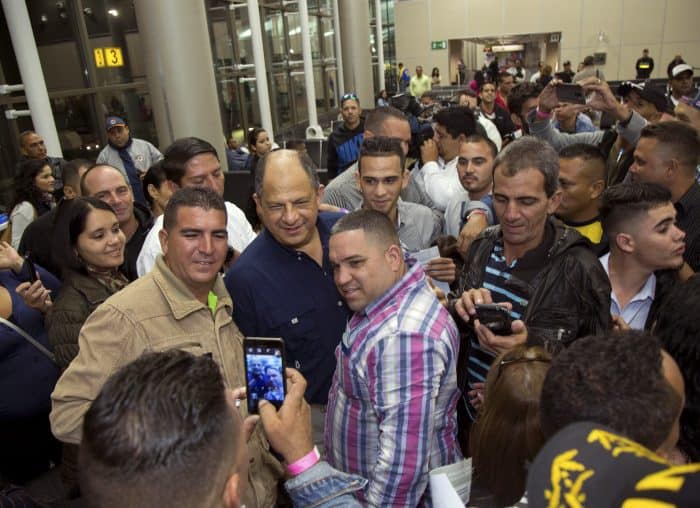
left=0, top=316, right=56, bottom=363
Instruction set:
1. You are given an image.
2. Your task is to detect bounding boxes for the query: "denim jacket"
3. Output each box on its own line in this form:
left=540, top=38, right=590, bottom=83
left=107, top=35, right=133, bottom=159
left=286, top=461, right=366, bottom=507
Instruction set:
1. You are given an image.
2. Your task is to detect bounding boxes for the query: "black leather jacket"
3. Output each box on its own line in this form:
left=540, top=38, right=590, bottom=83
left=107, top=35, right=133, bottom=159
left=450, top=217, right=612, bottom=354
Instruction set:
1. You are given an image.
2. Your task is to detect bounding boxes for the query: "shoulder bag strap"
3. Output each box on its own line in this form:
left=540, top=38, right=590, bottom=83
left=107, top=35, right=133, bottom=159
left=0, top=316, right=56, bottom=363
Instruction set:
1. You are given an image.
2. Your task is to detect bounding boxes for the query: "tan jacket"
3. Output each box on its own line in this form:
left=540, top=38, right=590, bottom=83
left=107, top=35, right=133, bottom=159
left=50, top=255, right=282, bottom=507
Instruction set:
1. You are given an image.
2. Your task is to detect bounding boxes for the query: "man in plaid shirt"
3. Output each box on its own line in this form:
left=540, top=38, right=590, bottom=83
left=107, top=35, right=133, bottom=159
left=325, top=209, right=462, bottom=507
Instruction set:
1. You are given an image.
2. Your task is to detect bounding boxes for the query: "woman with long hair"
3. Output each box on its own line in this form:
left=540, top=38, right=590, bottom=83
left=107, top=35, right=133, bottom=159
left=469, top=345, right=552, bottom=506
left=244, top=127, right=273, bottom=231
left=141, top=161, right=172, bottom=218
left=47, top=197, right=128, bottom=497
left=243, top=127, right=273, bottom=174
left=431, top=66, right=441, bottom=86
left=48, top=197, right=128, bottom=370
left=7, top=159, right=55, bottom=248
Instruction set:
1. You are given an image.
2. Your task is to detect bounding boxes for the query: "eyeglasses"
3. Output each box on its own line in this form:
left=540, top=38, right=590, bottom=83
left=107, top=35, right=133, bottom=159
left=495, top=356, right=551, bottom=379
left=341, top=92, right=359, bottom=103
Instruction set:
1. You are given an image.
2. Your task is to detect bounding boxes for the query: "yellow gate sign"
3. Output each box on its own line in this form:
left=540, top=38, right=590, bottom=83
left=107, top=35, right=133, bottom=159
left=94, top=48, right=105, bottom=68
left=104, top=47, right=124, bottom=67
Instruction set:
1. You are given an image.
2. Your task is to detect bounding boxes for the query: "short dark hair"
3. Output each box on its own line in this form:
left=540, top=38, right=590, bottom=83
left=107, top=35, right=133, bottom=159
left=498, top=71, right=513, bottom=84
left=162, top=137, right=219, bottom=186
left=494, top=137, right=559, bottom=197
left=433, top=106, right=477, bottom=140
left=540, top=331, right=682, bottom=450
left=254, top=149, right=319, bottom=197
left=63, top=158, right=92, bottom=191
left=600, top=182, right=673, bottom=237
left=559, top=143, right=607, bottom=183
left=284, top=138, right=306, bottom=151
left=162, top=187, right=226, bottom=232
left=652, top=274, right=700, bottom=461
left=364, top=106, right=407, bottom=135
left=52, top=197, right=117, bottom=275
left=464, top=134, right=498, bottom=159
left=141, top=160, right=168, bottom=209
left=80, top=350, right=237, bottom=508
left=507, top=82, right=543, bottom=119
left=80, top=164, right=131, bottom=196
left=639, top=121, right=700, bottom=173
left=357, top=136, right=405, bottom=174
left=330, top=209, right=399, bottom=248
left=10, top=158, right=51, bottom=211
left=558, top=143, right=606, bottom=163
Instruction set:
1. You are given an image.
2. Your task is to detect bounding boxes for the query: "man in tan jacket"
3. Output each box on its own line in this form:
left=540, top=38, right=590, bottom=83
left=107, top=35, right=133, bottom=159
left=50, top=187, right=281, bottom=508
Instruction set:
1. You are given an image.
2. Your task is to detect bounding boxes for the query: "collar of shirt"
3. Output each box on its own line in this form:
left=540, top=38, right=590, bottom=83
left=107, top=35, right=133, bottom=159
left=261, top=211, right=337, bottom=266
left=496, top=218, right=556, bottom=280
left=599, top=252, right=657, bottom=308
left=347, top=259, right=422, bottom=328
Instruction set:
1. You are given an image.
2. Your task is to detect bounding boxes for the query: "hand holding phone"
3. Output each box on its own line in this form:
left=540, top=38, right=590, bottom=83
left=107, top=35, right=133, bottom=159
left=555, top=83, right=586, bottom=105
left=24, top=254, right=38, bottom=283
left=244, top=337, right=287, bottom=414
left=474, top=304, right=512, bottom=335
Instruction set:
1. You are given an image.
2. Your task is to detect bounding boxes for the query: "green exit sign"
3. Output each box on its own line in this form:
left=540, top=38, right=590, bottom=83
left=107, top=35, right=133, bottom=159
left=431, top=40, right=447, bottom=50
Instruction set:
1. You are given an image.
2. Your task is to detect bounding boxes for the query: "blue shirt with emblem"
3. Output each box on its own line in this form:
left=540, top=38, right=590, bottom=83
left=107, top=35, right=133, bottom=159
left=225, top=212, right=350, bottom=404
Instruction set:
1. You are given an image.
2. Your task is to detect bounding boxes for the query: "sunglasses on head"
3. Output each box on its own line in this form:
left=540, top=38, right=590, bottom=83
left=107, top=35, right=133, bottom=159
left=495, top=356, right=551, bottom=380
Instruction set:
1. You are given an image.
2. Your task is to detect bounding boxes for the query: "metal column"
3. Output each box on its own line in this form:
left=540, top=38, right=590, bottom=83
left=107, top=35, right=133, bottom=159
left=298, top=0, right=322, bottom=138
left=331, top=0, right=344, bottom=106
left=338, top=0, right=373, bottom=107
left=374, top=0, right=385, bottom=91
left=1, top=0, right=63, bottom=157
left=247, top=0, right=274, bottom=139
left=134, top=0, right=227, bottom=163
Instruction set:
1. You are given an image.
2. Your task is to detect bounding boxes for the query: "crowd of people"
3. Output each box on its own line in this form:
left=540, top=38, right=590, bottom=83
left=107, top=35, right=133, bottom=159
left=1, top=49, right=700, bottom=508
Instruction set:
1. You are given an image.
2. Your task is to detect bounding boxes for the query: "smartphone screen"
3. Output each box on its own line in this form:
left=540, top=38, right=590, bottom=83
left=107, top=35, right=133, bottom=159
left=244, top=337, right=286, bottom=414
left=24, top=254, right=37, bottom=283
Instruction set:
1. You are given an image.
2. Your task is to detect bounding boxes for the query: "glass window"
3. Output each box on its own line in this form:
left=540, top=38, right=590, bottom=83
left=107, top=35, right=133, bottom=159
left=82, top=0, right=144, bottom=87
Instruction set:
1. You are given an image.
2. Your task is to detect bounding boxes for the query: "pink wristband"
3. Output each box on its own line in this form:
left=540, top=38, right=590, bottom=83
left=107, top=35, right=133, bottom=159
left=536, top=107, right=552, bottom=119
left=286, top=446, right=320, bottom=476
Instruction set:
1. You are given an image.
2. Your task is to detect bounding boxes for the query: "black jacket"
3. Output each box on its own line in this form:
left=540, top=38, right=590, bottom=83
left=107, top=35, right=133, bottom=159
left=122, top=202, right=153, bottom=281
left=18, top=204, right=62, bottom=277
left=47, top=269, right=114, bottom=370
left=326, top=120, right=365, bottom=178
left=451, top=217, right=612, bottom=353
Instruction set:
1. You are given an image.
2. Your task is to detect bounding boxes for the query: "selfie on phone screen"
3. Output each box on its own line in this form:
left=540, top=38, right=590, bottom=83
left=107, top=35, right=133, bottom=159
left=245, top=341, right=285, bottom=413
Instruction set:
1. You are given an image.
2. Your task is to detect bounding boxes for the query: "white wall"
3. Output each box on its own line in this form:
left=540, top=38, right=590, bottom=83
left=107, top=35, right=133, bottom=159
left=395, top=0, right=700, bottom=82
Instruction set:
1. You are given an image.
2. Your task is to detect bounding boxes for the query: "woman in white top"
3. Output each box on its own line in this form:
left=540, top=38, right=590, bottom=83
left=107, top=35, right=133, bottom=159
left=8, top=159, right=55, bottom=249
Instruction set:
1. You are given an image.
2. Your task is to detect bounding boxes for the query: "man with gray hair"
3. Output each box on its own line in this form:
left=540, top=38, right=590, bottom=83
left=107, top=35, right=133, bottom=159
left=225, top=150, right=349, bottom=448
left=448, top=137, right=610, bottom=432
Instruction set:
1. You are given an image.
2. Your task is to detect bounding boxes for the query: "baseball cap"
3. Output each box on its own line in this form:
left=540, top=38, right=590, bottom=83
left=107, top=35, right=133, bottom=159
left=526, top=422, right=700, bottom=508
left=617, top=81, right=669, bottom=113
left=105, top=116, right=127, bottom=130
left=672, top=63, right=694, bottom=78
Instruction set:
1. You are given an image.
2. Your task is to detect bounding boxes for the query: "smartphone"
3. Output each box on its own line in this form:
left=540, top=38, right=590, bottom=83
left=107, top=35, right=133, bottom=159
left=474, top=304, right=512, bottom=335
left=243, top=337, right=286, bottom=414
left=24, top=254, right=37, bottom=283
left=555, top=83, right=586, bottom=105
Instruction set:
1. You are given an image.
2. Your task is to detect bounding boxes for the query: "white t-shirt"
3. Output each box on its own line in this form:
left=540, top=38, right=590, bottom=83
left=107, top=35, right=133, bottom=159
left=136, top=201, right=256, bottom=276
left=10, top=201, right=36, bottom=250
